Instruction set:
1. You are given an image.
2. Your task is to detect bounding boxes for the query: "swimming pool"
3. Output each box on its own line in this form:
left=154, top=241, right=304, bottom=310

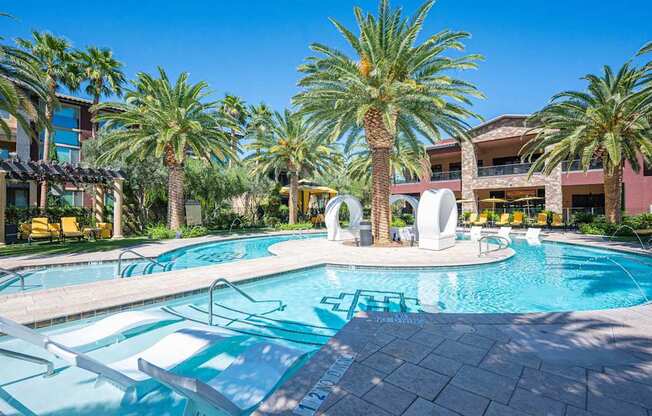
left=0, top=238, right=651, bottom=415
left=0, top=233, right=324, bottom=294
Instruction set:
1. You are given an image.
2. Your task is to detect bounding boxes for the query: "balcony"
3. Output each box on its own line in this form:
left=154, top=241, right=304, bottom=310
left=431, top=170, right=461, bottom=181
left=393, top=176, right=419, bottom=185
left=562, top=159, right=603, bottom=172
left=477, top=162, right=537, bottom=177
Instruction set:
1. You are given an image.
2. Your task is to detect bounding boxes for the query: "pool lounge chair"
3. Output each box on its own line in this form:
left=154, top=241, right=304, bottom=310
left=28, top=217, right=58, bottom=243
left=536, top=213, right=548, bottom=227
left=497, top=227, right=512, bottom=244
left=525, top=227, right=542, bottom=245
left=61, top=217, right=84, bottom=241
left=0, top=314, right=234, bottom=401
left=495, top=213, right=510, bottom=226
left=138, top=342, right=308, bottom=416
left=472, top=214, right=488, bottom=226
left=510, top=212, right=524, bottom=227
left=462, top=213, right=478, bottom=227
left=469, top=226, right=483, bottom=241
left=551, top=213, right=564, bottom=228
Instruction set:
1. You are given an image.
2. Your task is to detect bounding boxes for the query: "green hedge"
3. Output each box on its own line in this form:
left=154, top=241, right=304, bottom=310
left=6, top=207, right=94, bottom=226
left=145, top=224, right=209, bottom=240
left=275, top=222, right=313, bottom=231
left=578, top=213, right=652, bottom=236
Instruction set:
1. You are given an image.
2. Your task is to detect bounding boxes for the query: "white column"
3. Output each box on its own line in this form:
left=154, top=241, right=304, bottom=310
left=28, top=181, right=38, bottom=208
left=0, top=171, right=6, bottom=246
left=94, top=185, right=105, bottom=223
left=112, top=178, right=124, bottom=239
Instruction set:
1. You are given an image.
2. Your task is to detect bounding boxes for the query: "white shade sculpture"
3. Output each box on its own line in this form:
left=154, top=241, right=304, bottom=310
left=417, top=189, right=458, bottom=250
left=390, top=194, right=419, bottom=241
left=325, top=195, right=363, bottom=241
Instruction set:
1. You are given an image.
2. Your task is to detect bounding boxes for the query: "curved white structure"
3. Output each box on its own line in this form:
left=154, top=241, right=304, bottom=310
left=325, top=195, right=363, bottom=241
left=390, top=194, right=420, bottom=241
left=417, top=189, right=458, bottom=251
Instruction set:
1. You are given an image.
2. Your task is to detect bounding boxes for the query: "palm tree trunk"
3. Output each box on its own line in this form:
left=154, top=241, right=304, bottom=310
left=91, top=95, right=99, bottom=139
left=167, top=165, right=185, bottom=230
left=604, top=164, right=623, bottom=223
left=39, top=99, right=53, bottom=210
left=288, top=171, right=299, bottom=224
left=363, top=108, right=395, bottom=246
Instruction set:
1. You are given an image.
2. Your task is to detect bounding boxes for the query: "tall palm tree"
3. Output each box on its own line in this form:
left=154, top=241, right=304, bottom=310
left=247, top=109, right=341, bottom=224
left=93, top=67, right=233, bottom=230
left=521, top=63, right=652, bottom=223
left=16, top=31, right=78, bottom=209
left=220, top=94, right=248, bottom=166
left=348, top=134, right=426, bottom=184
left=294, top=0, right=483, bottom=244
left=74, top=46, right=125, bottom=138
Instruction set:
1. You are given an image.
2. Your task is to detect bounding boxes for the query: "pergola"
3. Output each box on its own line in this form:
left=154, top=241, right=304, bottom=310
left=0, top=158, right=126, bottom=245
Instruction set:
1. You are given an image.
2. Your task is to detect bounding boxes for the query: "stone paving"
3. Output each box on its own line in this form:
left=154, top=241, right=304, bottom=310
left=257, top=307, right=652, bottom=416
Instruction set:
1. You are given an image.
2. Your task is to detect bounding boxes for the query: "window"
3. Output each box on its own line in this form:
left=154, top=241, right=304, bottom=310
left=431, top=164, right=442, bottom=174
left=56, top=146, right=80, bottom=165
left=53, top=129, right=80, bottom=147
left=63, top=190, right=84, bottom=207
left=0, top=148, right=9, bottom=160
left=572, top=193, right=605, bottom=208
left=53, top=106, right=79, bottom=129
left=477, top=160, right=483, bottom=168
left=449, top=162, right=461, bottom=172
left=492, top=156, right=521, bottom=166
left=7, top=188, right=28, bottom=208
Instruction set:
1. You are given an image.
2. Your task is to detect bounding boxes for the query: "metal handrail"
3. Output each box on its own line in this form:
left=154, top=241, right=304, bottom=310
left=207, top=277, right=285, bottom=326
left=116, top=249, right=167, bottom=278
left=478, top=235, right=510, bottom=256
left=228, top=218, right=243, bottom=234
left=0, top=267, right=25, bottom=290
left=607, top=225, right=648, bottom=250
left=0, top=347, right=54, bottom=377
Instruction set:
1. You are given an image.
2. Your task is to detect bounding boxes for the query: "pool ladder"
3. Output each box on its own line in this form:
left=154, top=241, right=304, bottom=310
left=0, top=267, right=25, bottom=291
left=207, top=277, right=286, bottom=326
left=116, top=249, right=168, bottom=278
left=477, top=235, right=510, bottom=257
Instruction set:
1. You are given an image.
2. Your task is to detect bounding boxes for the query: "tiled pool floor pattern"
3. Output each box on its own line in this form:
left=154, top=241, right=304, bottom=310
left=257, top=309, right=652, bottom=416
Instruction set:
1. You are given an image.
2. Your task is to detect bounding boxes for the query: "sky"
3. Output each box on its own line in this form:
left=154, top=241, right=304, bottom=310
left=3, top=0, right=652, bottom=129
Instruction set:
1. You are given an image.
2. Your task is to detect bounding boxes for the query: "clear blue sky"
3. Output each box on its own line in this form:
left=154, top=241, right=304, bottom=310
left=4, top=0, right=651, bottom=127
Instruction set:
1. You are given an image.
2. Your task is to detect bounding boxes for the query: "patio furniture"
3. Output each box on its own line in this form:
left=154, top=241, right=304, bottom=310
left=498, top=226, right=512, bottom=243
left=463, top=213, right=478, bottom=227
left=19, top=223, right=31, bottom=240
left=83, top=227, right=101, bottom=240
left=472, top=213, right=488, bottom=226
left=61, top=217, right=84, bottom=241
left=510, top=211, right=524, bottom=227
left=28, top=217, right=58, bottom=243
left=97, top=222, right=113, bottom=239
left=495, top=213, right=510, bottom=226
left=551, top=213, right=564, bottom=228
left=138, top=342, right=308, bottom=416
left=525, top=227, right=542, bottom=245
left=470, top=226, right=483, bottom=241
left=536, top=213, right=548, bottom=227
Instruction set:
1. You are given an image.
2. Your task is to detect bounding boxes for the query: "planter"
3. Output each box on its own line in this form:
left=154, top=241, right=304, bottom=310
left=4, top=223, right=18, bottom=244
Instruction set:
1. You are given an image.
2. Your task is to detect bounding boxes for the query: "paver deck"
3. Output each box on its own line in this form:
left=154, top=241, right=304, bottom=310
left=256, top=306, right=652, bottom=416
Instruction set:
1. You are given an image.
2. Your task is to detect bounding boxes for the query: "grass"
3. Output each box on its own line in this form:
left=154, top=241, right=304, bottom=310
left=0, top=236, right=150, bottom=258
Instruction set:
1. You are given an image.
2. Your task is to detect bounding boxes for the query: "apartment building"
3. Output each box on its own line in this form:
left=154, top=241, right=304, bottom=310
left=0, top=93, right=96, bottom=208
left=391, top=115, right=652, bottom=218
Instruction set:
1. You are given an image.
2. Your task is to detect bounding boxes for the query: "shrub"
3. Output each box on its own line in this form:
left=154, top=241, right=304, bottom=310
left=6, top=207, right=94, bottom=227
left=146, top=224, right=177, bottom=240
left=276, top=222, right=313, bottom=231
left=180, top=225, right=208, bottom=238
left=391, top=218, right=407, bottom=227
left=572, top=211, right=595, bottom=224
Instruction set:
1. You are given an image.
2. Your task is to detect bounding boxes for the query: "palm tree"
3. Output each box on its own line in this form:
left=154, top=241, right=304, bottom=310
left=93, top=67, right=234, bottom=230
left=348, top=134, right=426, bottom=185
left=247, top=109, right=341, bottom=224
left=521, top=63, right=652, bottom=223
left=294, top=0, right=483, bottom=244
left=220, top=94, right=248, bottom=166
left=16, top=31, right=78, bottom=209
left=74, top=46, right=125, bottom=138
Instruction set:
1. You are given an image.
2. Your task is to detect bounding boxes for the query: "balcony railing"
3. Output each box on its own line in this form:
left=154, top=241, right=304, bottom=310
left=477, top=162, right=538, bottom=177
left=393, top=177, right=419, bottom=185
left=431, top=170, right=461, bottom=181
left=562, top=159, right=603, bottom=172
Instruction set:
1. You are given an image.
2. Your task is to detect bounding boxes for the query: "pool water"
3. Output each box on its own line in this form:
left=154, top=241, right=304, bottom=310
left=1, top=238, right=651, bottom=415
left=0, top=234, right=323, bottom=294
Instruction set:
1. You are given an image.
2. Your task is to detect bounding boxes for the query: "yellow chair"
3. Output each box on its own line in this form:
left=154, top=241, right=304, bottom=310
left=28, top=217, right=57, bottom=243
left=473, top=214, right=488, bottom=226
left=510, top=212, right=524, bottom=227
left=552, top=213, right=563, bottom=227
left=537, top=213, right=548, bottom=227
left=61, top=217, right=84, bottom=241
left=495, top=213, right=510, bottom=226
left=463, top=213, right=478, bottom=227
left=19, top=223, right=31, bottom=240
left=97, top=222, right=113, bottom=239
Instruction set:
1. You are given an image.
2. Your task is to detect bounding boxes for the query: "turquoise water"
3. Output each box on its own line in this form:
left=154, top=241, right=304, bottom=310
left=0, top=234, right=323, bottom=294
left=1, top=238, right=651, bottom=415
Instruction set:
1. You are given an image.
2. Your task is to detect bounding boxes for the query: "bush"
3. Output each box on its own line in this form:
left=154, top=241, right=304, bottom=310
left=572, top=211, right=595, bottom=224
left=6, top=207, right=94, bottom=227
left=391, top=218, right=407, bottom=227
left=180, top=225, right=208, bottom=238
left=577, top=213, right=652, bottom=236
left=146, top=224, right=177, bottom=240
left=275, top=222, right=313, bottom=231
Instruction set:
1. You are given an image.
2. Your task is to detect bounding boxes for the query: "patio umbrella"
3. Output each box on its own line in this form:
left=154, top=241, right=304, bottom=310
left=512, top=196, right=543, bottom=219
left=480, top=197, right=508, bottom=225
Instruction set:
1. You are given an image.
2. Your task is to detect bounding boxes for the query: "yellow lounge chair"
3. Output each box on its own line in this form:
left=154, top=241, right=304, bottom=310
left=97, top=222, right=113, bottom=239
left=473, top=214, right=488, bottom=226
left=510, top=212, right=524, bottom=227
left=536, top=213, right=548, bottom=227
left=61, top=217, right=84, bottom=241
left=495, top=213, right=510, bottom=226
left=552, top=213, right=563, bottom=227
left=463, top=213, right=478, bottom=227
left=28, top=217, right=57, bottom=243
left=19, top=223, right=31, bottom=240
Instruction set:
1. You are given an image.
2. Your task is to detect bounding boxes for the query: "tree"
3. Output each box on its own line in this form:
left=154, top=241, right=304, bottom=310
left=16, top=31, right=78, bottom=209
left=294, top=0, right=482, bottom=244
left=93, top=67, right=234, bottom=230
left=220, top=94, right=248, bottom=166
left=74, top=46, right=125, bottom=138
left=521, top=63, right=652, bottom=223
left=247, top=109, right=341, bottom=224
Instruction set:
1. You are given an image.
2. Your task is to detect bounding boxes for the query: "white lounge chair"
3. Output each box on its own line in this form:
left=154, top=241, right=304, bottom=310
left=0, top=315, right=235, bottom=401
left=525, top=227, right=542, bottom=245
left=469, top=226, right=483, bottom=241
left=138, top=342, right=308, bottom=416
left=50, top=310, right=182, bottom=351
left=497, top=227, right=512, bottom=244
